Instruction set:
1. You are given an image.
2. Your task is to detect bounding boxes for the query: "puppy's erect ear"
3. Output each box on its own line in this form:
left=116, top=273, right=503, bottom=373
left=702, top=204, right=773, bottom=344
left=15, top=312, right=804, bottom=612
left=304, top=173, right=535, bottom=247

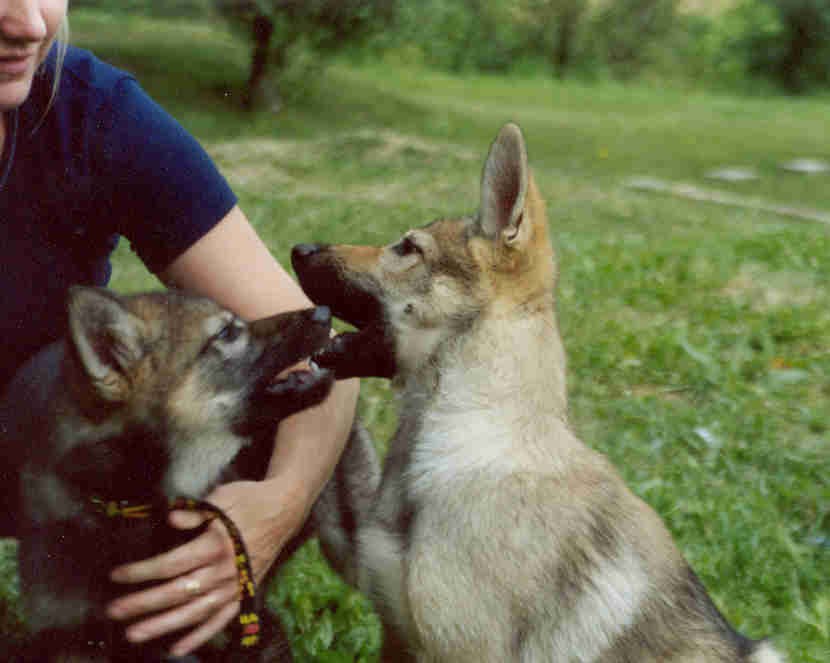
left=67, top=286, right=145, bottom=402
left=478, top=123, right=530, bottom=247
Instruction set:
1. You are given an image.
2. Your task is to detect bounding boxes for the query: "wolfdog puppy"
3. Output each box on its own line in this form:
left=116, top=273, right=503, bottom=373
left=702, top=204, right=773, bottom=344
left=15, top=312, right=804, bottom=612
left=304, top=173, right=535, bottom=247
left=0, top=287, right=334, bottom=661
left=292, top=124, right=784, bottom=662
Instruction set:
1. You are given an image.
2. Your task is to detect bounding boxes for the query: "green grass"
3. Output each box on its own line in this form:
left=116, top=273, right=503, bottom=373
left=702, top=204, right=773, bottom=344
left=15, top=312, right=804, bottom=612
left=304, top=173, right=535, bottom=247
left=1, top=10, right=828, bottom=661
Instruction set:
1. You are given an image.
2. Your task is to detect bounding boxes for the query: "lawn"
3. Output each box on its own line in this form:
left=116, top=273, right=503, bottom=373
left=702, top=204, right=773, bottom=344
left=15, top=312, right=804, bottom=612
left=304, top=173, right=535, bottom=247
left=1, top=10, right=827, bottom=661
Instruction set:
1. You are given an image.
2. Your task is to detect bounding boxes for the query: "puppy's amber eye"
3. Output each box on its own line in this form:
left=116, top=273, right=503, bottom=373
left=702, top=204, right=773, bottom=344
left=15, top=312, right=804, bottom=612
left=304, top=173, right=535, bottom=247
left=395, top=236, right=422, bottom=257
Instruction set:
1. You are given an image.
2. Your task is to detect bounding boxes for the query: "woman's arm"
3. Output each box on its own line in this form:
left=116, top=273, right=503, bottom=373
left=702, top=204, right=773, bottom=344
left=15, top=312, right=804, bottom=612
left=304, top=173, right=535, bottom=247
left=105, top=205, right=359, bottom=655
left=161, top=205, right=312, bottom=317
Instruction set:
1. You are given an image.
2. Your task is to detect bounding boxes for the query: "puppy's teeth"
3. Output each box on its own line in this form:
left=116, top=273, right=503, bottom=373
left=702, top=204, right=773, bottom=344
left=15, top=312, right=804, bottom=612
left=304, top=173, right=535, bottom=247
left=309, top=360, right=320, bottom=374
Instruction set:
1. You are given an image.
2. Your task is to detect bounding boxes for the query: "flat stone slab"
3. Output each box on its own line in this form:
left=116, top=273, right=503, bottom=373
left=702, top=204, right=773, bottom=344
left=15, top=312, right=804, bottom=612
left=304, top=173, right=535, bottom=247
left=625, top=176, right=830, bottom=226
left=705, top=167, right=759, bottom=182
left=779, top=159, right=829, bottom=174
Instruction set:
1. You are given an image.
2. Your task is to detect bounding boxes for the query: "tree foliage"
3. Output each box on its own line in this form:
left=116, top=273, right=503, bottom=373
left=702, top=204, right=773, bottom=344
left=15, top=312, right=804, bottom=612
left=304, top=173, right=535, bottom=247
left=583, top=0, right=679, bottom=78
left=377, top=0, right=679, bottom=80
left=744, top=0, right=830, bottom=91
left=215, top=0, right=395, bottom=108
left=73, top=0, right=830, bottom=95
left=516, top=1, right=590, bottom=78
left=700, top=0, right=830, bottom=92
left=71, top=0, right=213, bottom=17
left=380, top=0, right=524, bottom=72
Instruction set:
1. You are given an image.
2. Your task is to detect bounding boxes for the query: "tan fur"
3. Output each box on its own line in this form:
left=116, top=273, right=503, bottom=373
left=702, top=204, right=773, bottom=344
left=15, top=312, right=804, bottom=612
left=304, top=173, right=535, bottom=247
left=305, top=124, right=783, bottom=662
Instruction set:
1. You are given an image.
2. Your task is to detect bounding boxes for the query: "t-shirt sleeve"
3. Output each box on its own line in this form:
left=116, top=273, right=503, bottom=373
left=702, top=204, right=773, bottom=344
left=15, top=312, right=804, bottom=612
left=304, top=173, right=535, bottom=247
left=101, top=77, right=237, bottom=274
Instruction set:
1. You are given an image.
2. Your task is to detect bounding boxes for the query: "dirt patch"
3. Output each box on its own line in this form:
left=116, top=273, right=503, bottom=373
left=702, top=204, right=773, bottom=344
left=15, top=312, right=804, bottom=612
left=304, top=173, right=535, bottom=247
left=207, top=139, right=305, bottom=195
left=208, top=131, right=477, bottom=204
left=721, top=263, right=819, bottom=311
left=347, top=128, right=478, bottom=162
left=208, top=130, right=475, bottom=171
left=209, top=139, right=304, bottom=164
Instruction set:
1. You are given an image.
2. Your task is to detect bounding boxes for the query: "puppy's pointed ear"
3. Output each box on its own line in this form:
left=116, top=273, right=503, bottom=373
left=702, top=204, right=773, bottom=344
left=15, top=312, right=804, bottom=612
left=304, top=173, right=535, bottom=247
left=478, top=123, right=530, bottom=247
left=67, top=287, right=145, bottom=402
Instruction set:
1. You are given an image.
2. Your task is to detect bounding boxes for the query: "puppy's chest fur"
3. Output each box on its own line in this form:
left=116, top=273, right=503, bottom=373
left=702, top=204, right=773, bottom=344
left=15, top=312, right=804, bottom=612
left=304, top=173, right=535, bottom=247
left=406, top=330, right=567, bottom=496
left=164, top=429, right=247, bottom=497
left=358, top=338, right=572, bottom=651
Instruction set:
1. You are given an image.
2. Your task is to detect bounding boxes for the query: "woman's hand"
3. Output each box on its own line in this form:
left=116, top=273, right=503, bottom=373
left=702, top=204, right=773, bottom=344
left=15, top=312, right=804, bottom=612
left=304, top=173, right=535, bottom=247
left=106, top=476, right=309, bottom=657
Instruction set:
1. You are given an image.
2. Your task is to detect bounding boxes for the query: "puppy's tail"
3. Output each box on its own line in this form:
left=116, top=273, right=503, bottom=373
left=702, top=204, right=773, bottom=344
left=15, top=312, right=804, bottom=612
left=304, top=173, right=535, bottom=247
left=311, top=420, right=381, bottom=585
left=749, top=641, right=786, bottom=663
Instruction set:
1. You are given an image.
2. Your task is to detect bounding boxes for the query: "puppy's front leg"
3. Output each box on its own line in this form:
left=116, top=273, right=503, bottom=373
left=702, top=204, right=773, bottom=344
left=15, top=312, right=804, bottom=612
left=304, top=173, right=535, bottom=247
left=311, top=421, right=380, bottom=584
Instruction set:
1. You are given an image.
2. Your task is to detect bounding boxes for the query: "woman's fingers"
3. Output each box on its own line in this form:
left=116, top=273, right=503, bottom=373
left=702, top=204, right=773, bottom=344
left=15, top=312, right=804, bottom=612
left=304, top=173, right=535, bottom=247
left=105, top=480, right=296, bottom=653
left=110, top=518, right=229, bottom=585
left=123, top=582, right=240, bottom=646
left=169, top=601, right=241, bottom=657
left=107, top=563, right=236, bottom=621
left=106, top=512, right=246, bottom=655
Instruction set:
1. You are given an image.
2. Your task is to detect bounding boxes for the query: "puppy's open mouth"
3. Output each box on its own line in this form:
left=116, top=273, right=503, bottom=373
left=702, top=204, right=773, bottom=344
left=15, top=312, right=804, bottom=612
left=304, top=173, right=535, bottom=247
left=234, top=307, right=336, bottom=434
left=238, top=357, right=334, bottom=436
left=290, top=245, right=397, bottom=380
left=266, top=359, right=327, bottom=395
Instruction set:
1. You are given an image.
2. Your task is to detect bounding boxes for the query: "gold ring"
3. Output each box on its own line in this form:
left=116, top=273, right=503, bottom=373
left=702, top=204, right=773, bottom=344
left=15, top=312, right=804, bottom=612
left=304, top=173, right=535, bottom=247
left=183, top=578, right=202, bottom=595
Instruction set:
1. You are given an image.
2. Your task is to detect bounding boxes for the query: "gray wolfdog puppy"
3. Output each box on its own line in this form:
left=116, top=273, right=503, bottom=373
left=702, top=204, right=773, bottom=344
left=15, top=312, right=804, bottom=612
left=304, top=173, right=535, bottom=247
left=0, top=287, right=334, bottom=661
left=293, top=124, right=784, bottom=662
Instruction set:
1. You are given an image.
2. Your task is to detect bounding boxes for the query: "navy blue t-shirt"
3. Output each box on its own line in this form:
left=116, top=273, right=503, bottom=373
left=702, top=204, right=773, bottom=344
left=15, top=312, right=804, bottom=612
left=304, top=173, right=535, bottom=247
left=0, top=45, right=237, bottom=390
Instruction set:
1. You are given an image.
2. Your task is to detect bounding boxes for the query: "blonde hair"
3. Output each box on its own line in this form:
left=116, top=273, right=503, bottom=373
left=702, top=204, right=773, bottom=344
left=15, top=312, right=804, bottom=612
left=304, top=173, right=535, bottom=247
left=47, top=17, right=70, bottom=112
left=33, top=17, right=69, bottom=131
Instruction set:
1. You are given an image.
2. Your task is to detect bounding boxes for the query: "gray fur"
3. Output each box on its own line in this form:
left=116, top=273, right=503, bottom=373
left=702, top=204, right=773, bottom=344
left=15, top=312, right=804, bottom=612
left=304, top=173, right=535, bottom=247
left=300, top=124, right=784, bottom=662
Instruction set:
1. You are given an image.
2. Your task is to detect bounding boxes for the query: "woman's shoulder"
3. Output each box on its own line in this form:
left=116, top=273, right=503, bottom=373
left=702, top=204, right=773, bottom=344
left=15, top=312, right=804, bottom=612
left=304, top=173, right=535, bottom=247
left=58, top=45, right=136, bottom=97
left=23, top=45, right=138, bottom=131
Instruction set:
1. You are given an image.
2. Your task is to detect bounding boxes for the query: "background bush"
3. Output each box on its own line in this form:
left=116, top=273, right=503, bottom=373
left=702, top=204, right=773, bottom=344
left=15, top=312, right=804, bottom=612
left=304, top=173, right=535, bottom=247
left=70, top=0, right=830, bottom=95
left=731, top=0, right=830, bottom=92
left=214, top=0, right=395, bottom=107
left=368, top=0, right=830, bottom=93
left=586, top=0, right=680, bottom=79
left=370, top=0, right=526, bottom=73
left=71, top=0, right=214, bottom=18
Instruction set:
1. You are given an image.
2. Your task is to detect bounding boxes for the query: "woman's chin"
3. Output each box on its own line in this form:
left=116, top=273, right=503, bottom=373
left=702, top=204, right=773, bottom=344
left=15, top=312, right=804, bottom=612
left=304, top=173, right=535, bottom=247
left=0, top=77, right=35, bottom=113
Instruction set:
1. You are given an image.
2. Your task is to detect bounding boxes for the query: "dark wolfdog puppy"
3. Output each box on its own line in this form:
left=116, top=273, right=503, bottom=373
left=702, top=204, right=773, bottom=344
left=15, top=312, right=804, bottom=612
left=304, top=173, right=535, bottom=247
left=0, top=287, right=334, bottom=662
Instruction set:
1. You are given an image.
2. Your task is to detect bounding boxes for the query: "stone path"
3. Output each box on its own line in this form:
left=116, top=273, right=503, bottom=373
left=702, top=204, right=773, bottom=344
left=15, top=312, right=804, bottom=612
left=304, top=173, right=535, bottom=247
left=779, top=159, right=829, bottom=174
left=627, top=157, right=830, bottom=225
left=705, top=167, right=758, bottom=182
left=625, top=177, right=830, bottom=226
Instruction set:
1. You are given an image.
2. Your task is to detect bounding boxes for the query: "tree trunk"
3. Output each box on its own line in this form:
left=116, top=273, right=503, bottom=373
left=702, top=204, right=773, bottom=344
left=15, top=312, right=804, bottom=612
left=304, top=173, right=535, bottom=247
left=244, top=12, right=275, bottom=110
left=552, top=7, right=581, bottom=79
left=780, top=9, right=813, bottom=93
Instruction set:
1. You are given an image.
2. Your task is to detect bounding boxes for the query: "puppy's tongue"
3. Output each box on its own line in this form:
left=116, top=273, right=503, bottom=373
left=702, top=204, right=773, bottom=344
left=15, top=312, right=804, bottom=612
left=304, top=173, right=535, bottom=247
left=267, top=360, right=322, bottom=393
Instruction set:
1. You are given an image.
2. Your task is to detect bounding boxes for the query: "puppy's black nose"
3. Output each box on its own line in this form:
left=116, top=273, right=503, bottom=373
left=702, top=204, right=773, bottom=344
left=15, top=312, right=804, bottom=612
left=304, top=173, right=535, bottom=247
left=312, top=305, right=331, bottom=324
left=292, top=244, right=323, bottom=261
